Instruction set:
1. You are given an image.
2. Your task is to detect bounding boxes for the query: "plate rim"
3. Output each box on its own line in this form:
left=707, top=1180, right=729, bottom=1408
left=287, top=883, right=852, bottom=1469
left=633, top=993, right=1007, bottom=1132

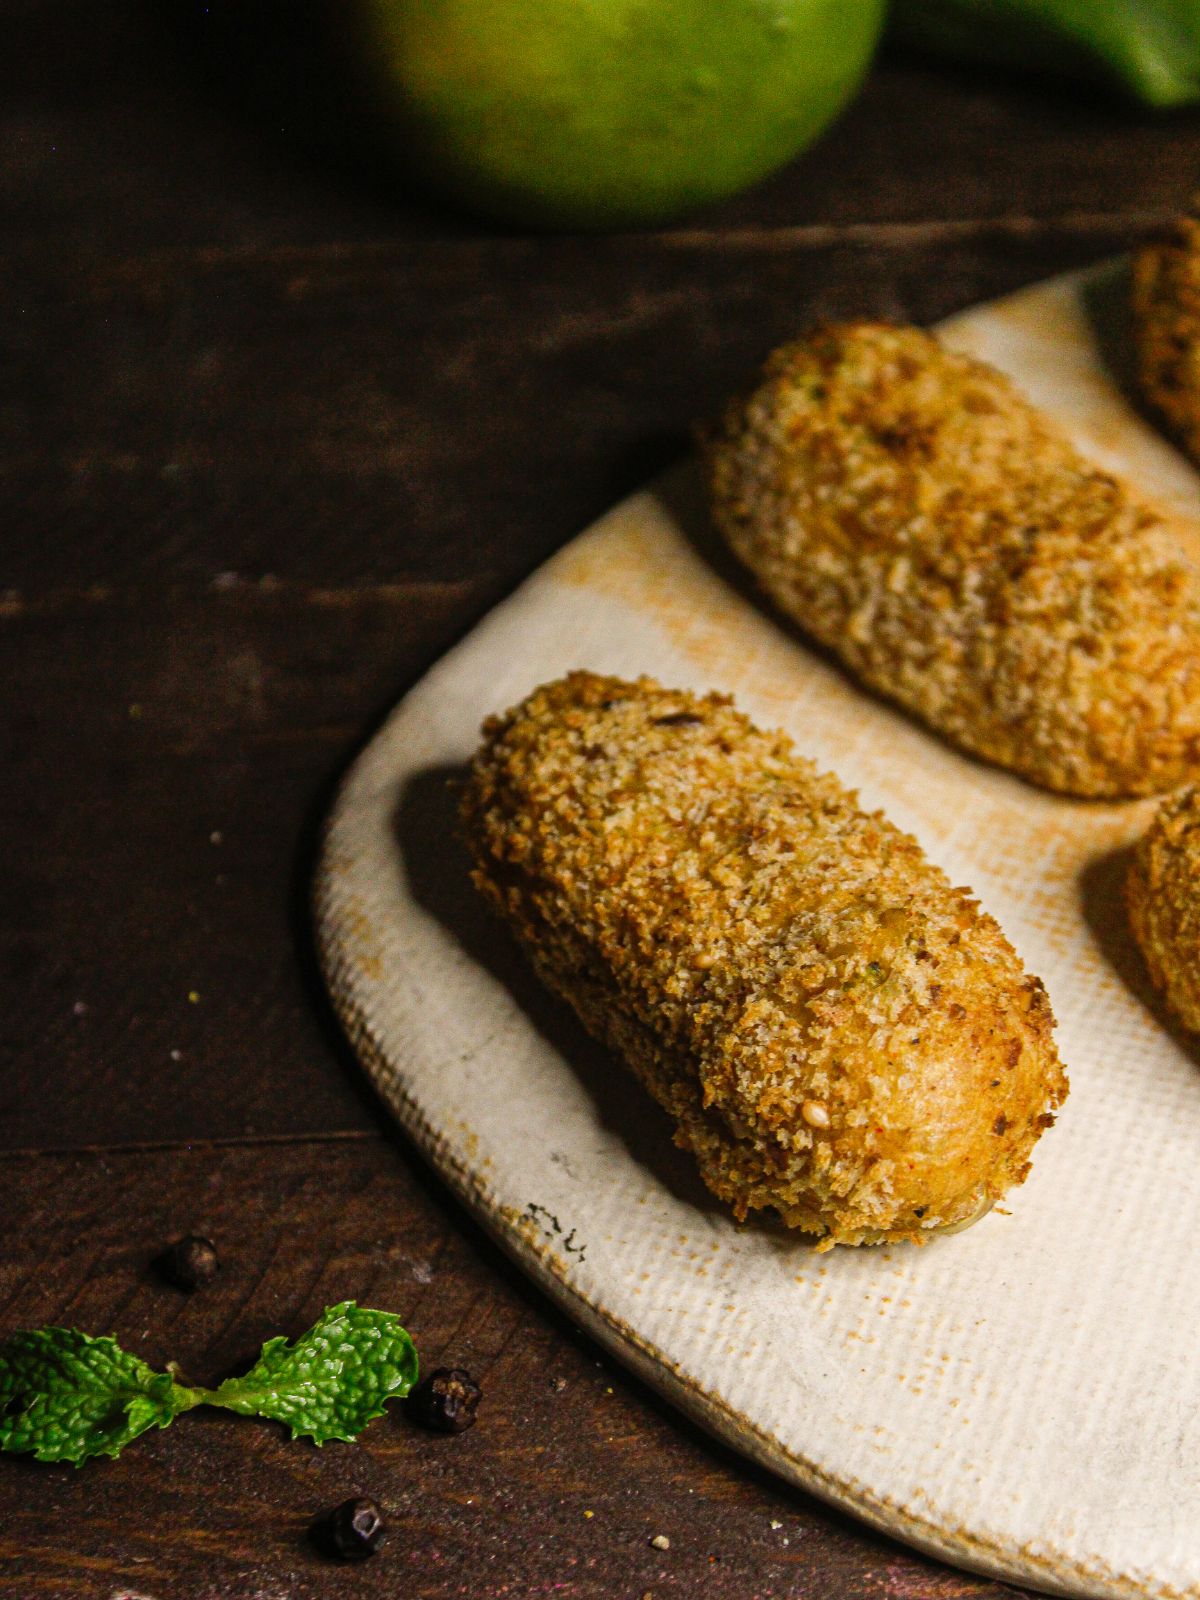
left=313, top=256, right=1187, bottom=1600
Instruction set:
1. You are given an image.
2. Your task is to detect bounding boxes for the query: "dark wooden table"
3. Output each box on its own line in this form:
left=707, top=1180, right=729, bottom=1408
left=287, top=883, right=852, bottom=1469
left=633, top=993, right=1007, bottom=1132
left=4, top=4, right=1198, bottom=1594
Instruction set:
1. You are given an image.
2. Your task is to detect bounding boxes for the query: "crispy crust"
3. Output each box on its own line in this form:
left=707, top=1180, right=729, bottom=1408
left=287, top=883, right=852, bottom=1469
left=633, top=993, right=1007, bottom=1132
left=705, top=322, right=1200, bottom=798
left=1126, top=786, right=1200, bottom=1032
left=461, top=671, right=1067, bottom=1248
left=1133, top=207, right=1200, bottom=466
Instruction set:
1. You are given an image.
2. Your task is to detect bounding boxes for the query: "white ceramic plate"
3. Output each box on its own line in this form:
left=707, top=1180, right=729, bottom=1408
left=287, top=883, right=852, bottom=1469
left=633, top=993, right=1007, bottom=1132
left=316, top=261, right=1200, bottom=1599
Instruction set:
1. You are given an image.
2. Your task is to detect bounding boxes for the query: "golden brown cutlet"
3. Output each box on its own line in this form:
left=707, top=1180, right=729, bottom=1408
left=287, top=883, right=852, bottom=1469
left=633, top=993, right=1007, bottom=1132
left=705, top=321, right=1200, bottom=798
left=1127, top=785, right=1200, bottom=1033
left=461, top=671, right=1067, bottom=1248
left=1134, top=206, right=1200, bottom=466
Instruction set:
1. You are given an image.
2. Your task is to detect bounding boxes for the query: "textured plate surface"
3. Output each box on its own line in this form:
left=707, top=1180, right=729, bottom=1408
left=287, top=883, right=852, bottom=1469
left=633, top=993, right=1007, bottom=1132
left=316, top=262, right=1200, bottom=1599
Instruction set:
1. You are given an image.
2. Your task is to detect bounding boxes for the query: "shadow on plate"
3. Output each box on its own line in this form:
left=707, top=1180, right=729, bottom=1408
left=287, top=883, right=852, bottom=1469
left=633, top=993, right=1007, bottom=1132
left=651, top=452, right=842, bottom=678
left=1079, top=840, right=1200, bottom=1070
left=1077, top=255, right=1149, bottom=424
left=393, top=761, right=735, bottom=1224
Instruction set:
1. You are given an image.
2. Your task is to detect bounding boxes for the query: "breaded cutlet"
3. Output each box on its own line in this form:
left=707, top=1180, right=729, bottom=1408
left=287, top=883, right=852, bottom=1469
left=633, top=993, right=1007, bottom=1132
left=705, top=322, right=1200, bottom=798
left=462, top=671, right=1067, bottom=1248
left=1127, top=785, right=1200, bottom=1033
left=1134, top=205, right=1200, bottom=466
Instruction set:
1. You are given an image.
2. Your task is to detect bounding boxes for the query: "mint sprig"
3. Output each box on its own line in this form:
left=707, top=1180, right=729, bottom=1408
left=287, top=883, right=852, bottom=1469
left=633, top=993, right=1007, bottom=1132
left=0, top=1328, right=203, bottom=1465
left=0, top=1303, right=417, bottom=1467
left=211, top=1302, right=419, bottom=1444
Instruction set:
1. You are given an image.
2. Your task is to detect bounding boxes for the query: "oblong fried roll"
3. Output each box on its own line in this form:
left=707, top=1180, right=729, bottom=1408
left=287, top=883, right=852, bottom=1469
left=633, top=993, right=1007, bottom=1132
left=1126, top=785, right=1200, bottom=1032
left=705, top=322, right=1200, bottom=798
left=461, top=671, right=1067, bottom=1248
left=1133, top=205, right=1200, bottom=467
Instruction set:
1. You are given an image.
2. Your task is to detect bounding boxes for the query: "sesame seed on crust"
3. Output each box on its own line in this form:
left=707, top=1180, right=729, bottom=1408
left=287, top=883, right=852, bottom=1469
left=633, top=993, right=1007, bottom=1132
left=461, top=671, right=1067, bottom=1249
left=704, top=322, right=1200, bottom=798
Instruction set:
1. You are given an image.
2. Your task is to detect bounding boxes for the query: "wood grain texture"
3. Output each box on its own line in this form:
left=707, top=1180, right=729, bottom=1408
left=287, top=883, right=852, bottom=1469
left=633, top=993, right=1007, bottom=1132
left=0, top=583, right=497, bottom=1151
left=0, top=1140, right=1025, bottom=1599
left=4, top=224, right=1150, bottom=598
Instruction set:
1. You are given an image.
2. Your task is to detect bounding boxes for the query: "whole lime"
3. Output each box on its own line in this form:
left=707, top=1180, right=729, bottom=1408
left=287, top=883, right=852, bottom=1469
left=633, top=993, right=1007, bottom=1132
left=346, top=0, right=887, bottom=230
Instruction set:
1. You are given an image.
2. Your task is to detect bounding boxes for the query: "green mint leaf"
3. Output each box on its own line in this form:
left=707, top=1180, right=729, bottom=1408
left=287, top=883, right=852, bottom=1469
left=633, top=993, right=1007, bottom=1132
left=0, top=1305, right=418, bottom=1464
left=0, top=1328, right=203, bottom=1466
left=209, top=1302, right=418, bottom=1445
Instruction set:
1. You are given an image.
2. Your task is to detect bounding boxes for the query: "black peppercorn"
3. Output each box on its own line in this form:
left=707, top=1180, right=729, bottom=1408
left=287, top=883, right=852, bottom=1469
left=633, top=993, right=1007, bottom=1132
left=155, top=1234, right=220, bottom=1291
left=313, top=1496, right=387, bottom=1561
left=406, top=1366, right=481, bottom=1433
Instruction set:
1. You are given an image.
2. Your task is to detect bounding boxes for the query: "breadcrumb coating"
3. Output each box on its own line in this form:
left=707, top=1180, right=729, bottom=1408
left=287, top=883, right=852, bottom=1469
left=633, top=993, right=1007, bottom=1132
left=1133, top=206, right=1200, bottom=466
left=705, top=322, right=1200, bottom=798
left=1126, top=786, right=1200, bottom=1032
left=461, top=671, right=1066, bottom=1248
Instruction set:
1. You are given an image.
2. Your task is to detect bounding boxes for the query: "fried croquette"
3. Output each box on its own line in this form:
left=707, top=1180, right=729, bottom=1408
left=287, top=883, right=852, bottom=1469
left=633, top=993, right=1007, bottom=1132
left=461, top=671, right=1067, bottom=1248
left=1126, top=786, right=1200, bottom=1032
left=1133, top=205, right=1200, bottom=466
left=705, top=322, right=1200, bottom=798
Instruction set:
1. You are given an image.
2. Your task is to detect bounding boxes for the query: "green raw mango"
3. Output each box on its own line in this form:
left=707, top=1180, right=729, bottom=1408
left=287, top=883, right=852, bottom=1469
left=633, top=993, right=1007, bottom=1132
left=345, top=0, right=888, bottom=230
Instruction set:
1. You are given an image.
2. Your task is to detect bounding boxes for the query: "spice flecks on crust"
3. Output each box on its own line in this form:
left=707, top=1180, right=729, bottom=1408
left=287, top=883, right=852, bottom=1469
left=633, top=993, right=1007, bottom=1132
left=461, top=672, right=1067, bottom=1248
left=705, top=321, right=1200, bottom=798
left=1126, top=785, right=1200, bottom=1033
